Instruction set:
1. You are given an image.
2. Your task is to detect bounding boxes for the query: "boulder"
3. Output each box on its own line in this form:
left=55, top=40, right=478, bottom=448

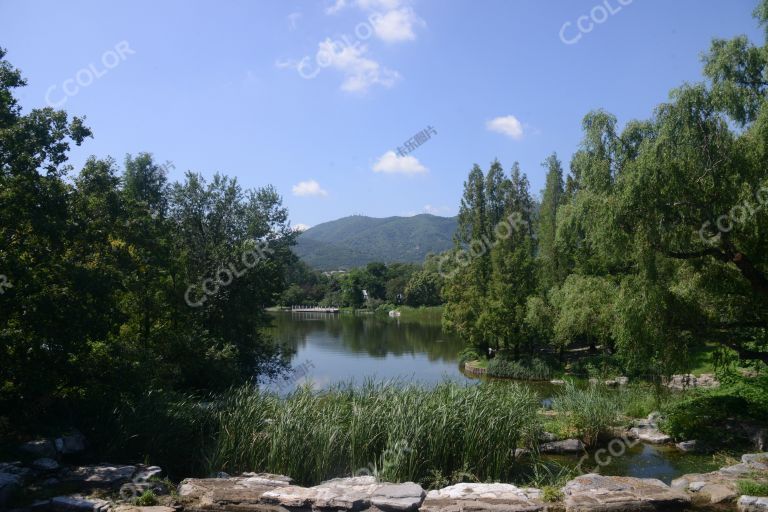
left=665, top=373, right=720, bottom=390
left=540, top=439, right=585, bottom=454
left=261, top=476, right=425, bottom=511
left=629, top=417, right=671, bottom=444
left=740, top=496, right=768, bottom=512
left=55, top=431, right=87, bottom=455
left=115, top=507, right=175, bottom=512
left=672, top=452, right=768, bottom=504
left=563, top=474, right=690, bottom=511
left=0, top=472, right=22, bottom=507
left=20, top=439, right=57, bottom=458
left=33, top=457, right=61, bottom=471
left=48, top=495, right=112, bottom=512
left=178, top=473, right=292, bottom=510
left=420, top=482, right=544, bottom=512
left=62, top=464, right=136, bottom=488
left=675, top=440, right=697, bottom=452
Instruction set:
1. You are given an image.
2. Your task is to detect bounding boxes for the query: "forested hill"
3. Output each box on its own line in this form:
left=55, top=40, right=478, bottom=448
left=294, top=214, right=457, bottom=269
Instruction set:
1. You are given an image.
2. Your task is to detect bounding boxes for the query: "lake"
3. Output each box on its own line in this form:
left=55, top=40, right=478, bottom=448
left=267, top=310, right=722, bottom=482
left=267, top=310, right=467, bottom=390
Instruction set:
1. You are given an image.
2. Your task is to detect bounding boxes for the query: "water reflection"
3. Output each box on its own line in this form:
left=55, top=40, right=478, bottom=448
left=266, top=311, right=468, bottom=390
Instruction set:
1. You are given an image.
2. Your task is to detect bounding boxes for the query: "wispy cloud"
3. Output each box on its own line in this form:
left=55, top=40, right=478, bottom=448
left=287, top=11, right=302, bottom=30
left=424, top=204, right=450, bottom=215
left=486, top=115, right=525, bottom=140
left=292, top=180, right=328, bottom=197
left=373, top=151, right=428, bottom=175
left=293, top=223, right=311, bottom=232
left=317, top=39, right=399, bottom=92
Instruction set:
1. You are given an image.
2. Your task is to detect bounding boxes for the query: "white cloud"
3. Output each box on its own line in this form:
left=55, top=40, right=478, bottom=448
left=423, top=204, right=450, bottom=215
left=372, top=151, right=428, bottom=175
left=486, top=115, right=525, bottom=140
left=287, top=12, right=302, bottom=30
left=357, top=0, right=403, bottom=11
left=325, top=0, right=348, bottom=14
left=371, top=7, right=423, bottom=42
left=292, top=180, right=328, bottom=197
left=293, top=223, right=311, bottom=232
left=317, top=39, right=399, bottom=92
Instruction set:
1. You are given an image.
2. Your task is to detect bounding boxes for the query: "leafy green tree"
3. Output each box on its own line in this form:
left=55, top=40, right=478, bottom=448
left=404, top=271, right=442, bottom=306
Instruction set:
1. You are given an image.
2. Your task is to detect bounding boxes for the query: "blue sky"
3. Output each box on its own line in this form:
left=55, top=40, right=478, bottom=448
left=1, top=0, right=763, bottom=228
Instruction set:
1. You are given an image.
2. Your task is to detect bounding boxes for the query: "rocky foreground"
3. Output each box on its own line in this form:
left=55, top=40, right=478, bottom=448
left=1, top=451, right=766, bottom=512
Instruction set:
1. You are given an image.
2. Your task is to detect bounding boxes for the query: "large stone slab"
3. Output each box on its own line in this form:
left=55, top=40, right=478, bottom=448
left=540, top=439, right=585, bottom=454
left=739, top=496, right=768, bottom=512
left=420, top=482, right=544, bottom=512
left=178, top=473, right=293, bottom=511
left=261, top=476, right=425, bottom=511
left=672, top=452, right=768, bottom=504
left=563, top=474, right=690, bottom=511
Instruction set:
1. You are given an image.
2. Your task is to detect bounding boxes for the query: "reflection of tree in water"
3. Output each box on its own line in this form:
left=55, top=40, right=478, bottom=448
left=269, top=312, right=463, bottom=362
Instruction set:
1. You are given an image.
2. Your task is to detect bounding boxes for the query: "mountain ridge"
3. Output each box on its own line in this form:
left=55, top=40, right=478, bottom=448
left=293, top=214, right=457, bottom=269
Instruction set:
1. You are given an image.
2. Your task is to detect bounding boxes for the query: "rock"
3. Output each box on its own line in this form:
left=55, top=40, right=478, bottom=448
left=262, top=476, right=425, bottom=511
left=740, top=496, right=768, bottom=512
left=563, top=474, right=690, bottom=511
left=178, top=473, right=292, bottom=510
left=672, top=452, right=768, bottom=504
left=115, top=507, right=175, bottom=512
left=55, top=431, right=87, bottom=455
left=616, top=376, right=629, bottom=386
left=629, top=417, right=671, bottom=444
left=63, top=464, right=136, bottom=488
left=550, top=379, right=565, bottom=385
left=20, top=439, right=57, bottom=458
left=420, top=482, right=544, bottom=512
left=43, top=477, right=61, bottom=487
left=49, top=495, right=112, bottom=512
left=540, top=439, right=585, bottom=454
left=665, top=373, right=720, bottom=390
left=33, top=457, right=61, bottom=471
left=0, top=472, right=22, bottom=507
left=699, top=483, right=738, bottom=504
left=743, top=453, right=768, bottom=464
left=675, top=440, right=697, bottom=452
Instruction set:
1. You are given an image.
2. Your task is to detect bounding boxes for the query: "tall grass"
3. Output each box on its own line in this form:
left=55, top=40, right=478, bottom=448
left=208, top=380, right=541, bottom=485
left=551, top=381, right=621, bottom=446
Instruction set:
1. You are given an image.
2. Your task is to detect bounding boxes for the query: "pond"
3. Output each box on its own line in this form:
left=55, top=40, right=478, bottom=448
left=267, top=310, right=723, bottom=483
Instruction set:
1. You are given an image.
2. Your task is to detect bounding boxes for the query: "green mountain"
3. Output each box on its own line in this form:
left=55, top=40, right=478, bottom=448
left=294, top=214, right=457, bottom=269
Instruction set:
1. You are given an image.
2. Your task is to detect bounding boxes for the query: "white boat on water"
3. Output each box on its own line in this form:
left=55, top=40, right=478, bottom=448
left=388, top=310, right=401, bottom=317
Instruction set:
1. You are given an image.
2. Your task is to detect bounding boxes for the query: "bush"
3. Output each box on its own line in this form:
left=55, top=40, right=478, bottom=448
left=661, top=374, right=768, bottom=448
left=487, top=358, right=555, bottom=381
left=552, top=381, right=621, bottom=446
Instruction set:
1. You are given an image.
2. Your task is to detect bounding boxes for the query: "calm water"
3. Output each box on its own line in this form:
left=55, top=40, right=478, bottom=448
left=266, top=310, right=722, bottom=482
left=267, top=310, right=468, bottom=390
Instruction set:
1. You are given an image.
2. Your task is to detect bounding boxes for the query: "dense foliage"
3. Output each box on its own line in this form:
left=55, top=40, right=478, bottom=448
left=0, top=48, right=295, bottom=430
left=443, top=3, right=768, bottom=378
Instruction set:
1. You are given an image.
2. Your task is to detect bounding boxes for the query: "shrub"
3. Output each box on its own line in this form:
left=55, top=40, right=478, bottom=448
left=487, top=358, right=554, bottom=381
left=135, top=490, right=158, bottom=506
left=661, top=375, right=768, bottom=448
left=738, top=480, right=768, bottom=496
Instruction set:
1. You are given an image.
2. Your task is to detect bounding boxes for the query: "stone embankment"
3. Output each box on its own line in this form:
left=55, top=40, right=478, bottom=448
left=2, top=428, right=765, bottom=512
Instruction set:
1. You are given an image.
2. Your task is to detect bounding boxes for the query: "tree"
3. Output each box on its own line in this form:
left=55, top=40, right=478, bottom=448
left=404, top=271, right=442, bottom=306
left=537, top=153, right=566, bottom=291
